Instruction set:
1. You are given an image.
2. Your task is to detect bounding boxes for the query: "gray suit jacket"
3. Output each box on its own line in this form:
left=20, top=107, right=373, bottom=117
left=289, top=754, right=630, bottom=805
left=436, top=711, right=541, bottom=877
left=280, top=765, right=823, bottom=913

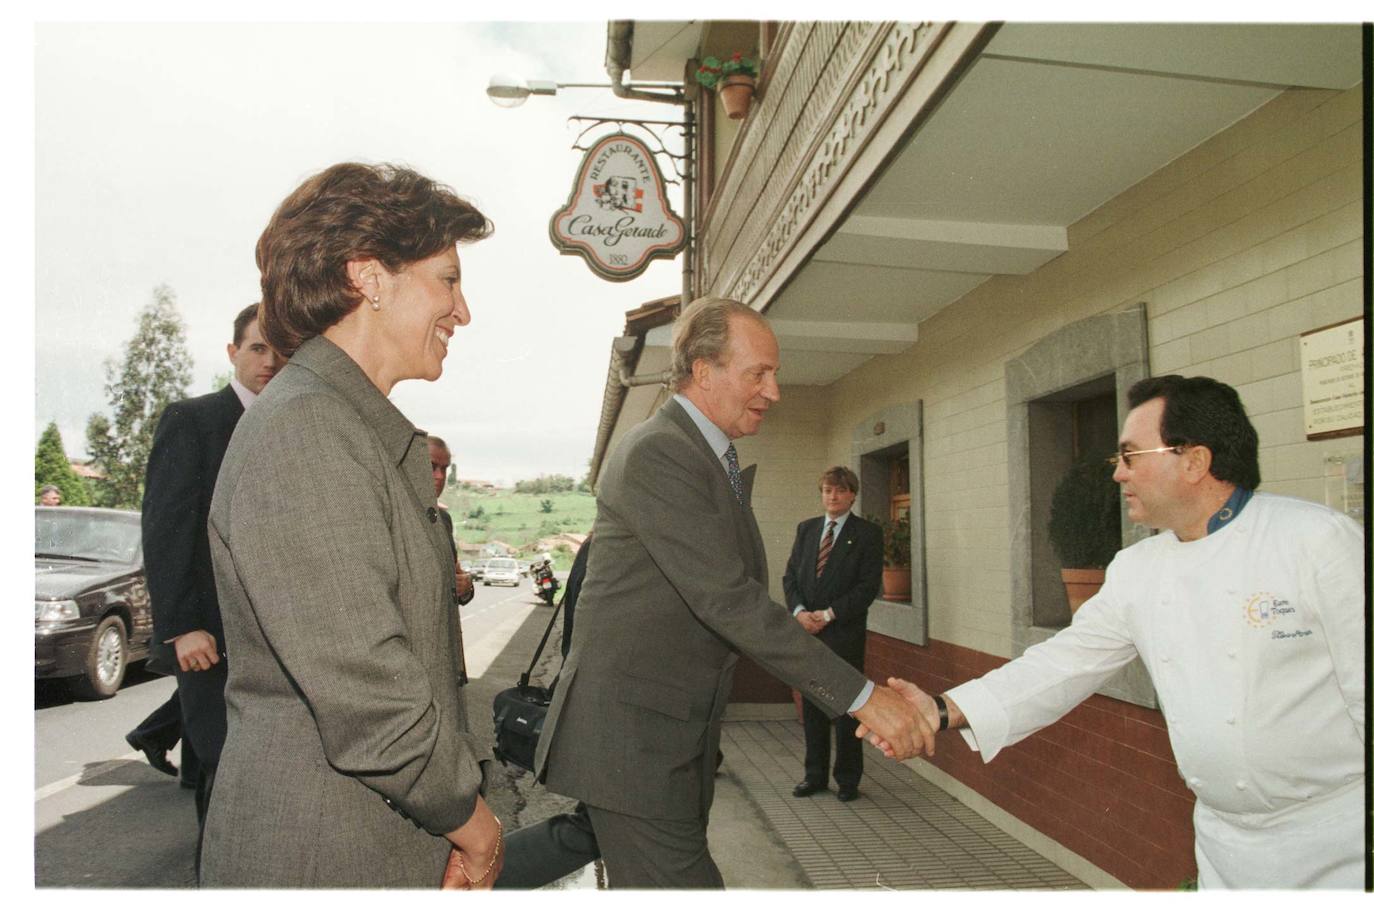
left=535, top=398, right=868, bottom=821
left=201, top=336, right=484, bottom=887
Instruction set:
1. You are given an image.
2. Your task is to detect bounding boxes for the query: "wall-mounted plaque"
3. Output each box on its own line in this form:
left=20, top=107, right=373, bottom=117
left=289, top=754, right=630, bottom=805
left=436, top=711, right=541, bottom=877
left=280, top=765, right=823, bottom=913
left=1299, top=316, right=1363, bottom=440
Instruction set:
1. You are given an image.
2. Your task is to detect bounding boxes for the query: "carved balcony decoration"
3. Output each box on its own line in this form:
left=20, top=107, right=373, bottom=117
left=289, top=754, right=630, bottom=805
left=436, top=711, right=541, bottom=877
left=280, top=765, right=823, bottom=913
left=695, top=21, right=985, bottom=310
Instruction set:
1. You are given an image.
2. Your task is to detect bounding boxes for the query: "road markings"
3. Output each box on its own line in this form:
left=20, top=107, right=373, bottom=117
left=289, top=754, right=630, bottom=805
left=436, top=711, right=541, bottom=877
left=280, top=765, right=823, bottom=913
left=36, top=752, right=143, bottom=801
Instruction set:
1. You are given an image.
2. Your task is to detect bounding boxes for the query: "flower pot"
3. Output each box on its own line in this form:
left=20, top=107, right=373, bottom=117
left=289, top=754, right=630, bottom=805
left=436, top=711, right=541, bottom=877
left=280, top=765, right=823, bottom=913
left=718, top=74, right=755, bottom=120
left=881, top=566, right=911, bottom=602
left=1060, top=568, right=1105, bottom=614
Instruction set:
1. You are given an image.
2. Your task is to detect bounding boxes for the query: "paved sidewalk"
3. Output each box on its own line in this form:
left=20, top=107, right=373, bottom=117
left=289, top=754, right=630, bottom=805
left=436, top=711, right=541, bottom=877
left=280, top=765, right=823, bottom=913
left=718, top=708, right=1089, bottom=890
left=482, top=599, right=1089, bottom=891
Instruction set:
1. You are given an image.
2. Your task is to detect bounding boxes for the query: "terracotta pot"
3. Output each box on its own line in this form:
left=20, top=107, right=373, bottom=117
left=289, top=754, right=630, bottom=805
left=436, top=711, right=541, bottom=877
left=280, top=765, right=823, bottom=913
left=881, top=566, right=911, bottom=602
left=1061, top=568, right=1106, bottom=614
left=718, top=74, right=756, bottom=120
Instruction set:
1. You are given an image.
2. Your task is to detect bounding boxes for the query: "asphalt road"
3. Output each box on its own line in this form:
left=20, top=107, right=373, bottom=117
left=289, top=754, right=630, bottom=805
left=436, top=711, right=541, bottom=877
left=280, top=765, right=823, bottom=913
left=33, top=575, right=569, bottom=888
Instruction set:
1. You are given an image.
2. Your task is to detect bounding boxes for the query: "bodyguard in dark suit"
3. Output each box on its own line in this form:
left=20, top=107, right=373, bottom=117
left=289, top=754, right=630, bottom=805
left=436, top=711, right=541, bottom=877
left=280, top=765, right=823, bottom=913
left=141, top=304, right=282, bottom=847
left=783, top=466, right=883, bottom=802
left=535, top=297, right=935, bottom=888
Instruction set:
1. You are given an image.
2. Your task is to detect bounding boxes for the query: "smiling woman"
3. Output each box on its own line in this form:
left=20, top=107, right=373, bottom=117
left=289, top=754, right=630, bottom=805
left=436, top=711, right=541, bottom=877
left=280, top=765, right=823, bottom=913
left=200, top=162, right=505, bottom=889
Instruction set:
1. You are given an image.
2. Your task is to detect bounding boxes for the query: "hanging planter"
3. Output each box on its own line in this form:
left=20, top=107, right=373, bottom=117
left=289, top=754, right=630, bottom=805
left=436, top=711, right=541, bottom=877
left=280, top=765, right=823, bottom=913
left=717, top=74, right=756, bottom=119
left=695, top=52, right=760, bottom=121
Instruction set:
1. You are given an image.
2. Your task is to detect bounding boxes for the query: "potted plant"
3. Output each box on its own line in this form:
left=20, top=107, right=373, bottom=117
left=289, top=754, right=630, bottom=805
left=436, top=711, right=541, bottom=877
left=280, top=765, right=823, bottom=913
left=874, top=512, right=911, bottom=601
left=695, top=52, right=759, bottom=120
left=1047, top=456, right=1121, bottom=613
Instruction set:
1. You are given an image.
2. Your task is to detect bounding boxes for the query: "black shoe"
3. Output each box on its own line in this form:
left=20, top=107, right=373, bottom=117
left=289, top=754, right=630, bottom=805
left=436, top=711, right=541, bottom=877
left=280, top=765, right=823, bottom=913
left=836, top=786, right=860, bottom=802
left=125, top=732, right=177, bottom=777
left=792, top=780, right=826, bottom=798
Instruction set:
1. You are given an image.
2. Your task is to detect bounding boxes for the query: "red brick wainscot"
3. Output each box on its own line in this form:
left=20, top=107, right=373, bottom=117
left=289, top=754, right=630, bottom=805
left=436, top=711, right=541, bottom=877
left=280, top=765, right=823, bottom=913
left=866, top=633, right=1197, bottom=889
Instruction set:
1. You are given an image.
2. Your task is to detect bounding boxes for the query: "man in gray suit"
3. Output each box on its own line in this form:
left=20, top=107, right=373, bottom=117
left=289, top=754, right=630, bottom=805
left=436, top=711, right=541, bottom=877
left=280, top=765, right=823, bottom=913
left=535, top=297, right=935, bottom=888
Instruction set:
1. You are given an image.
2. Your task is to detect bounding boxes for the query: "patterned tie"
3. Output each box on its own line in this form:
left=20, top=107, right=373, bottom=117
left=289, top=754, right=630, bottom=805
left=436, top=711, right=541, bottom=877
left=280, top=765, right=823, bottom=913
left=816, top=519, right=835, bottom=577
left=724, top=443, right=744, bottom=505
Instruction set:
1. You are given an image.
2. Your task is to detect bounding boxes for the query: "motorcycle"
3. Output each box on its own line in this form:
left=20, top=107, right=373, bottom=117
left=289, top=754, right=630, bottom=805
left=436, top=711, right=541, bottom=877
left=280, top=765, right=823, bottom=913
left=532, top=568, right=559, bottom=606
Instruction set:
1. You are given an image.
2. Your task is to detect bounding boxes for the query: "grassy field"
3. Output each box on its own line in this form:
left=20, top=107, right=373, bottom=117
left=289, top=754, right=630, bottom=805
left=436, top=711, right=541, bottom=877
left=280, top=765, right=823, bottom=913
left=440, top=486, right=596, bottom=562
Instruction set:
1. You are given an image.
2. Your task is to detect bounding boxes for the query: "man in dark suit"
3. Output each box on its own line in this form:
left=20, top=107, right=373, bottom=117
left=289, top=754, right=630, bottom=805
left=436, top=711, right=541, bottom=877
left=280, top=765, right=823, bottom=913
left=140, top=303, right=282, bottom=857
left=783, top=466, right=883, bottom=802
left=535, top=297, right=936, bottom=888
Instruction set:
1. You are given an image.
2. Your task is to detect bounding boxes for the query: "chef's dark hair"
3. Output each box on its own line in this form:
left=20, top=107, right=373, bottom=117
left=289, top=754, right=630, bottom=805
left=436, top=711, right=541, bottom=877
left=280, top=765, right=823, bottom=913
left=1127, top=375, right=1260, bottom=490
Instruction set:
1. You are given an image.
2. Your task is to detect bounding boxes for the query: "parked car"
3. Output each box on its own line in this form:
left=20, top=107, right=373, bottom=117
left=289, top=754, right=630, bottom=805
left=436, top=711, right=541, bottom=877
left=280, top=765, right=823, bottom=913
left=467, top=557, right=488, bottom=584
left=35, top=507, right=153, bottom=699
left=483, top=556, right=521, bottom=587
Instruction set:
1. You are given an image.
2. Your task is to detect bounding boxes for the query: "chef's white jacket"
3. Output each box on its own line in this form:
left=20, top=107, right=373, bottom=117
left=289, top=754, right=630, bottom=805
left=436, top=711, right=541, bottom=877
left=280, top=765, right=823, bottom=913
left=946, top=493, right=1364, bottom=889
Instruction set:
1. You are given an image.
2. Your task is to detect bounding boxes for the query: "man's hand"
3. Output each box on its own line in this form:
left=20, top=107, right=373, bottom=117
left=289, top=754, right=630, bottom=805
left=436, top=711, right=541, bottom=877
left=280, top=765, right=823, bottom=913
left=851, top=683, right=935, bottom=761
left=856, top=678, right=946, bottom=757
left=173, top=630, right=220, bottom=672
left=797, top=611, right=826, bottom=635
left=442, top=795, right=503, bottom=889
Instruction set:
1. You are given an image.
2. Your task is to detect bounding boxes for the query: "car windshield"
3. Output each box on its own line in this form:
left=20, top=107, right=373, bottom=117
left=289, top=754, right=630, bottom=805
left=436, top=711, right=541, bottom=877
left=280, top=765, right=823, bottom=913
left=35, top=510, right=141, bottom=564
left=489, top=559, right=516, bottom=569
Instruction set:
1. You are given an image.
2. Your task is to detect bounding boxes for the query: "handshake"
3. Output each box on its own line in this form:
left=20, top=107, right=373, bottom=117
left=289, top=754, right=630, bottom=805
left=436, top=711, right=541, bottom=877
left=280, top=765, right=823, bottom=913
left=850, top=677, right=954, bottom=761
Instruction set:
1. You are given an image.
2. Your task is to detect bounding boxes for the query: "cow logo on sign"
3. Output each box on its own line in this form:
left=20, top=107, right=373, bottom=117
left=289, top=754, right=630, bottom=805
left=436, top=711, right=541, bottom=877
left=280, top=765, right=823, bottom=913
left=549, top=133, right=686, bottom=281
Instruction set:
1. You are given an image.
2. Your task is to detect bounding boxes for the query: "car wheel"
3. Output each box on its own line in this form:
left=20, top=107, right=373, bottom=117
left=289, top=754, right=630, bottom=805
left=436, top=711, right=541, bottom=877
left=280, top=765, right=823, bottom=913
left=71, top=615, right=128, bottom=700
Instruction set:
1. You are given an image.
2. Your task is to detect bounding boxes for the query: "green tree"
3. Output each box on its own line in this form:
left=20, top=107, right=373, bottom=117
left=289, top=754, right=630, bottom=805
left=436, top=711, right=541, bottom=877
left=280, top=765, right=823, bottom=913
left=34, top=422, right=92, bottom=505
left=539, top=498, right=555, bottom=514
left=85, top=285, right=194, bottom=507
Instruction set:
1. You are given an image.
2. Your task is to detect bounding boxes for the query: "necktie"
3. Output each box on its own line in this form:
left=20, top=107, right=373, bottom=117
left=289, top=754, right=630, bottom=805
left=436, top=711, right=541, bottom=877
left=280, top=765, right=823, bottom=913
left=816, top=519, right=835, bottom=577
left=724, top=444, right=744, bottom=505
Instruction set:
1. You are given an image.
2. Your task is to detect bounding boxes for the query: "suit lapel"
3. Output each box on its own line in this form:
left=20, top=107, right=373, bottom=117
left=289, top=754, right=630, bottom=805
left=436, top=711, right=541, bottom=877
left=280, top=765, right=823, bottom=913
left=660, top=401, right=766, bottom=581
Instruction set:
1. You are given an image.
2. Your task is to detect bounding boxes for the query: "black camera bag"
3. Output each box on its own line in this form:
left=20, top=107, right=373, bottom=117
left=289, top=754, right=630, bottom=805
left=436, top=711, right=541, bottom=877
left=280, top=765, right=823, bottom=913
left=491, top=593, right=563, bottom=773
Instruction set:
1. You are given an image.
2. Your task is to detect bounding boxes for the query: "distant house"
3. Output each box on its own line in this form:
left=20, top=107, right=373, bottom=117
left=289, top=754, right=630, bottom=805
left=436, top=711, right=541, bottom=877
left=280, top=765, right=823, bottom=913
left=536, top=533, right=587, bottom=554
left=482, top=540, right=516, bottom=557
left=70, top=461, right=105, bottom=480
left=458, top=478, right=499, bottom=492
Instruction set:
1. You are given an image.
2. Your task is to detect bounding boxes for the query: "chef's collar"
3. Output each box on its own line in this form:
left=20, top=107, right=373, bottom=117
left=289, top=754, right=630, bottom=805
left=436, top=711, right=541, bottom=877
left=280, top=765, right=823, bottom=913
left=1205, top=486, right=1253, bottom=535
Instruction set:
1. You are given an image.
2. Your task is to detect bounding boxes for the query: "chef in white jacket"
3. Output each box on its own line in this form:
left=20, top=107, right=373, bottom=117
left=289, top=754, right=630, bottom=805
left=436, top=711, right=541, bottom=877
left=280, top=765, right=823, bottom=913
left=865, top=375, right=1364, bottom=889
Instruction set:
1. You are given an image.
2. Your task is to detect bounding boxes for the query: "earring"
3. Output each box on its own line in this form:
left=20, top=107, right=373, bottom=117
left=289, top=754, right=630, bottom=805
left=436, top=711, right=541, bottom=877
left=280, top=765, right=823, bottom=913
left=371, top=296, right=381, bottom=311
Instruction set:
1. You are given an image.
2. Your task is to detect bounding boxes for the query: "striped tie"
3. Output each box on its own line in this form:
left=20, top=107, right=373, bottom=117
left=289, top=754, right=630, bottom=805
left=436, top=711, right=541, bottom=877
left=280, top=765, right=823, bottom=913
left=816, top=519, right=835, bottom=577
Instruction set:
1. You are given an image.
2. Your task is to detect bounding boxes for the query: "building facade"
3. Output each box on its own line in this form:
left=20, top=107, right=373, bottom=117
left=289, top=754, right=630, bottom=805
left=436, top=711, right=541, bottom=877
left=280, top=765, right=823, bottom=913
left=589, top=21, right=1366, bottom=889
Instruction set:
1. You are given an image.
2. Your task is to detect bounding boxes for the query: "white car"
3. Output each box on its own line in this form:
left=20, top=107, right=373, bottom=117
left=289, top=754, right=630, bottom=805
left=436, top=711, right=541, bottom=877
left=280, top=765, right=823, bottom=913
left=483, top=557, right=521, bottom=587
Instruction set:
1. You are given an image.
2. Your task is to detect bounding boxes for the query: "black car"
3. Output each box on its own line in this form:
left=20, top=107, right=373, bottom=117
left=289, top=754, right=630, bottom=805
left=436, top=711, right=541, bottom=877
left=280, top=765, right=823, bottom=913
left=35, top=507, right=153, bottom=699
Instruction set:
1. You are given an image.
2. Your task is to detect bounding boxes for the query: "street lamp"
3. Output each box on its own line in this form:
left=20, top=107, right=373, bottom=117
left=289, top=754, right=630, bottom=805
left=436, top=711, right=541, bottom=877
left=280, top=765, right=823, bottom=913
left=485, top=71, right=695, bottom=302
left=485, top=74, right=611, bottom=108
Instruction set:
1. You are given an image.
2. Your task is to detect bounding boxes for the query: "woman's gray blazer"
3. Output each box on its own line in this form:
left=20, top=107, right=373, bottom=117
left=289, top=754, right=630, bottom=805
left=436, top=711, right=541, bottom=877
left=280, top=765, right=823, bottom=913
left=200, top=336, right=484, bottom=887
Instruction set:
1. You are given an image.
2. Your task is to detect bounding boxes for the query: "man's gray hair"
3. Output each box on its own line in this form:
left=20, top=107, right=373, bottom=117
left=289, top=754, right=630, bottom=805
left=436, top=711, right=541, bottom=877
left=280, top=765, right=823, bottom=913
left=670, top=296, right=766, bottom=392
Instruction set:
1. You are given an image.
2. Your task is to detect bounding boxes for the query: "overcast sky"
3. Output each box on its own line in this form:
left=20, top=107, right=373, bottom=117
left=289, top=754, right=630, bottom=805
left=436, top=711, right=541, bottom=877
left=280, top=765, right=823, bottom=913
left=33, top=19, right=686, bottom=485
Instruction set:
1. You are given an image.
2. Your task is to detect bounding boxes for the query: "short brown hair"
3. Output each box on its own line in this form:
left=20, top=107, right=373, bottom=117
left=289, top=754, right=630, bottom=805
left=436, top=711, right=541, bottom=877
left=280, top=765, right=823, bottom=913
left=670, top=296, right=767, bottom=391
left=232, top=303, right=260, bottom=347
left=819, top=466, right=859, bottom=493
left=256, top=162, right=493, bottom=356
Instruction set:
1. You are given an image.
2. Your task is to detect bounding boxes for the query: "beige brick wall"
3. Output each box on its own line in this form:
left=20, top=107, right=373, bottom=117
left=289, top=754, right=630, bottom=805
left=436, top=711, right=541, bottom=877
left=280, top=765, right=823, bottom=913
left=751, top=85, right=1364, bottom=659
left=735, top=384, right=838, bottom=603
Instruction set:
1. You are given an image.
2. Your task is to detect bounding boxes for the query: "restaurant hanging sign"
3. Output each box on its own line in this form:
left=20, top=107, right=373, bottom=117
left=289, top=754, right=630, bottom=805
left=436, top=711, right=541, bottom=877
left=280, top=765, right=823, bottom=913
left=549, top=132, right=686, bottom=281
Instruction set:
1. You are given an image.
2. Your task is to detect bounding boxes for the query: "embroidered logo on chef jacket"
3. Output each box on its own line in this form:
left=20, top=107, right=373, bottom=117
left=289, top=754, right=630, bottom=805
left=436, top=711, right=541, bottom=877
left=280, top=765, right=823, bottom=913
left=1244, top=592, right=1311, bottom=639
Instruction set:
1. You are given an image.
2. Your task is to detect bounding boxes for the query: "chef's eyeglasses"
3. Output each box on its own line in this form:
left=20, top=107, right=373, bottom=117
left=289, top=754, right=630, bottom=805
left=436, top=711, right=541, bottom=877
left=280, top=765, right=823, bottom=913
left=1106, top=445, right=1186, bottom=469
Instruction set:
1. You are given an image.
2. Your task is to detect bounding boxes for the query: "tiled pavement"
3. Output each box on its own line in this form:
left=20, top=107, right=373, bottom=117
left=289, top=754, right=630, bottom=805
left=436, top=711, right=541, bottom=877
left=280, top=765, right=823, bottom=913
left=720, top=714, right=1090, bottom=891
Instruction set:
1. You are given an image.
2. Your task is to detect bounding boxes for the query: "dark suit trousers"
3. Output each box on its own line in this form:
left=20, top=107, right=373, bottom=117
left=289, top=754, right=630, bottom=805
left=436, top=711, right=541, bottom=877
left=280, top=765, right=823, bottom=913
left=177, top=658, right=228, bottom=872
left=801, top=696, right=864, bottom=789
left=494, top=803, right=600, bottom=889
left=128, top=688, right=181, bottom=750
left=584, top=805, right=723, bottom=888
